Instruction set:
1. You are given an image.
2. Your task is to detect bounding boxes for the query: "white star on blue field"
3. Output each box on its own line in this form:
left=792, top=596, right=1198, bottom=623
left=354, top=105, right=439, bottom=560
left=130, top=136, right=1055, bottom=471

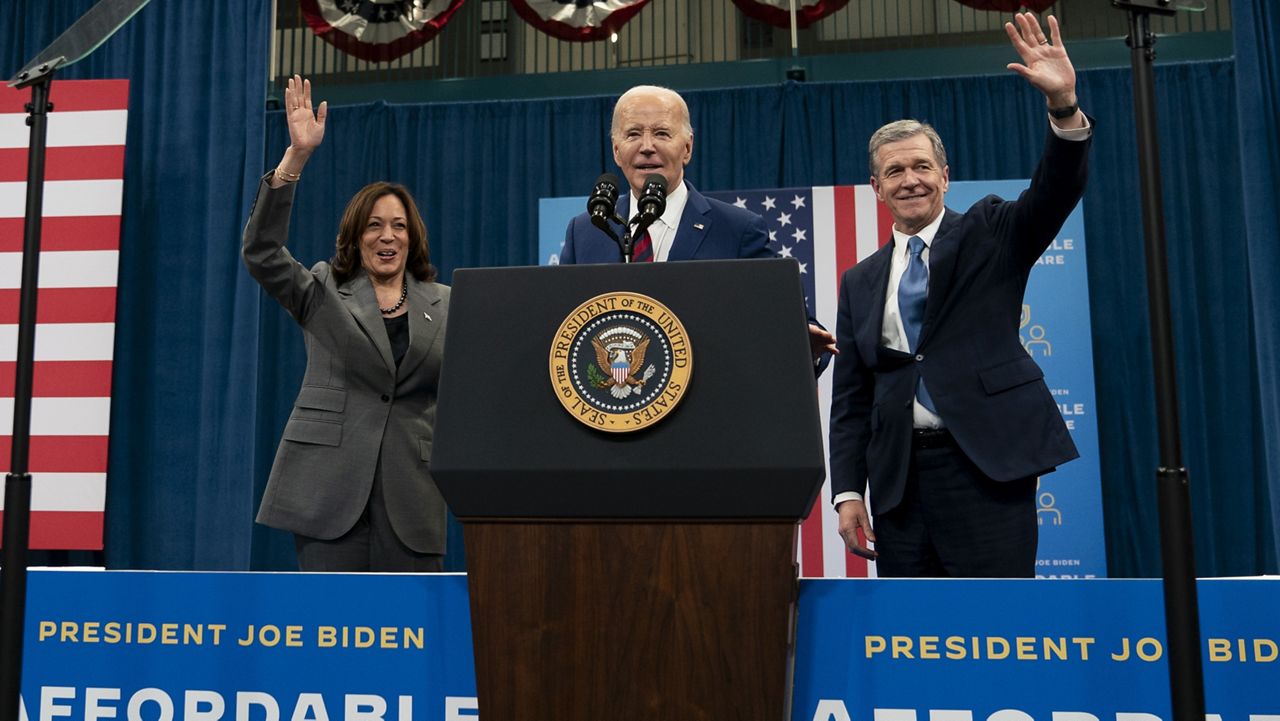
left=714, top=187, right=817, bottom=317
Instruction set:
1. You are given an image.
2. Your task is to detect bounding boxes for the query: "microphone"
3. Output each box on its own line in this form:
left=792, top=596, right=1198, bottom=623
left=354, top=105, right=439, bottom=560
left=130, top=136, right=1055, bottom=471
left=588, top=173, right=621, bottom=222
left=636, top=174, right=667, bottom=223
left=587, top=173, right=623, bottom=250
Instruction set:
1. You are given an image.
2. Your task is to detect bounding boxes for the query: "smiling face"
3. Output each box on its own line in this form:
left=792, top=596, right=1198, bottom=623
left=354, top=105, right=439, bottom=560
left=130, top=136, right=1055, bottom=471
left=359, top=193, right=409, bottom=284
left=870, top=133, right=950, bottom=236
left=611, top=87, right=694, bottom=196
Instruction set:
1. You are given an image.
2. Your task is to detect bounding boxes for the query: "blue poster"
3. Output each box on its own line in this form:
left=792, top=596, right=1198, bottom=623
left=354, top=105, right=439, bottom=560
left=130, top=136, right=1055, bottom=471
left=790, top=578, right=1280, bottom=720
left=18, top=571, right=1280, bottom=720
left=20, top=571, right=478, bottom=721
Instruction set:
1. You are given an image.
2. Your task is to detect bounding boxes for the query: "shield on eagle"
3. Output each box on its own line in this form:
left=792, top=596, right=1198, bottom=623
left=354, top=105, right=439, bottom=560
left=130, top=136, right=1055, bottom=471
left=592, top=328, right=652, bottom=398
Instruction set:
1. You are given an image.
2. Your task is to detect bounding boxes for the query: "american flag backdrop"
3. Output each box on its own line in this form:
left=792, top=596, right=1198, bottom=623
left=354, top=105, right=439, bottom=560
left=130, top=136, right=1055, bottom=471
left=0, top=80, right=128, bottom=550
left=707, top=185, right=894, bottom=578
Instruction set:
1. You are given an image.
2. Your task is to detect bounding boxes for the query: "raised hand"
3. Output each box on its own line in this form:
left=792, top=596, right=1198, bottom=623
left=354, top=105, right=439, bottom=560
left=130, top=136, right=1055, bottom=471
left=1005, top=13, right=1076, bottom=109
left=284, top=74, right=327, bottom=154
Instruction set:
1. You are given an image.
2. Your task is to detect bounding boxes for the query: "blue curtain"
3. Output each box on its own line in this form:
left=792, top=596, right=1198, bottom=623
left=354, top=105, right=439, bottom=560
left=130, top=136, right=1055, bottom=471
left=4, top=0, right=273, bottom=569
left=1232, top=0, right=1280, bottom=570
left=263, top=62, right=1276, bottom=577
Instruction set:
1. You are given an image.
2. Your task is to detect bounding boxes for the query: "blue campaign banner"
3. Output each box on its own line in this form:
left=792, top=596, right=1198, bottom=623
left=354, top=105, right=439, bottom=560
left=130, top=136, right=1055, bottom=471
left=945, top=181, right=1103, bottom=579
left=20, top=570, right=479, bottom=721
left=19, top=571, right=1280, bottom=720
left=790, top=578, right=1280, bottom=720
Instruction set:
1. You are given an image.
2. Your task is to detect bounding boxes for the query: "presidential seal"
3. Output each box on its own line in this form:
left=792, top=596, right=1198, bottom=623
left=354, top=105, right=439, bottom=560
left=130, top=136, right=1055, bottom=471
left=549, top=292, right=692, bottom=432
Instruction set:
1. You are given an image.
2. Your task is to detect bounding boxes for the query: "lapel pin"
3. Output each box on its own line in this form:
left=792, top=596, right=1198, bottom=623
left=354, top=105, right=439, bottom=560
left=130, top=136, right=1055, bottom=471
left=693, top=223, right=705, bottom=230
left=424, top=312, right=433, bottom=322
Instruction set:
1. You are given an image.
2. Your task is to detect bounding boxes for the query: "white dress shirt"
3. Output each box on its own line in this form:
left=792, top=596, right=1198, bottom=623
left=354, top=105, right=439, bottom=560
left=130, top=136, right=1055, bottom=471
left=626, top=180, right=689, bottom=262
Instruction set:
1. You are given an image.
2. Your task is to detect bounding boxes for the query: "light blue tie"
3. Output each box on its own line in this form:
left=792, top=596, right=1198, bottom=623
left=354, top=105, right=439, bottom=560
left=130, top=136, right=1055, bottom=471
left=899, top=236, right=936, bottom=412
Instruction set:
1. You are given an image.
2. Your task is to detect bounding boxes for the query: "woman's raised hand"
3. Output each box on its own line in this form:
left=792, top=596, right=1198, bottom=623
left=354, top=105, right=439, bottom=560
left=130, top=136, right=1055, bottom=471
left=284, top=74, right=327, bottom=153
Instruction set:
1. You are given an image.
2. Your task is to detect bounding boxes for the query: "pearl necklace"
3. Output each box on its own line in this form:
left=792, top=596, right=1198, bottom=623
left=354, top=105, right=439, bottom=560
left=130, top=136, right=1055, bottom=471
left=379, top=279, right=408, bottom=315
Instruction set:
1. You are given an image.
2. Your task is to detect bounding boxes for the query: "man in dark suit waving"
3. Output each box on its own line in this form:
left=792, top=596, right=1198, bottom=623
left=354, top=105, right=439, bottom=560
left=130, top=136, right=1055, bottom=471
left=561, top=84, right=836, bottom=362
left=829, top=13, right=1092, bottom=578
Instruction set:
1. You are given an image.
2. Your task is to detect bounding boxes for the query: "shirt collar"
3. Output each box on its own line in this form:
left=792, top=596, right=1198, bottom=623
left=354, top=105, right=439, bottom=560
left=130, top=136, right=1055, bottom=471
left=890, top=207, right=947, bottom=254
left=628, top=179, right=688, bottom=230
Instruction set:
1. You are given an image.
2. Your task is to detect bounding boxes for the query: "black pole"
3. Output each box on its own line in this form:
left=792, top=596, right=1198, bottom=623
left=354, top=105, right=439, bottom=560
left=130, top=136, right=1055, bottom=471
left=1, top=75, right=53, bottom=721
left=2, top=4, right=153, bottom=717
left=622, top=228, right=635, bottom=263
left=1120, top=6, right=1206, bottom=720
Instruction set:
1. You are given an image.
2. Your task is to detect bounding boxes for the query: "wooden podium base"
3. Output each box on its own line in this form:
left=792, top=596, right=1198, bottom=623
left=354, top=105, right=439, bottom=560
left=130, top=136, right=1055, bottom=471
left=463, top=521, right=799, bottom=721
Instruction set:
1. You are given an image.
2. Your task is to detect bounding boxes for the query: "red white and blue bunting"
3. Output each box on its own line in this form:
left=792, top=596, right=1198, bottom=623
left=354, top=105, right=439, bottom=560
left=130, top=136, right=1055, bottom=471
left=507, top=0, right=654, bottom=42
left=951, top=0, right=1056, bottom=11
left=300, top=0, right=467, bottom=62
left=300, top=0, right=1046, bottom=57
left=728, top=0, right=850, bottom=29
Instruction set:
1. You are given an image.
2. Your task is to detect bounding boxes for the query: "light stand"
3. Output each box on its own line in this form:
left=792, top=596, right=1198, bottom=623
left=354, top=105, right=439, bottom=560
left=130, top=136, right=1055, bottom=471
left=1111, top=1, right=1205, bottom=719
left=1, top=4, right=150, bottom=720
left=0, top=72, right=52, bottom=721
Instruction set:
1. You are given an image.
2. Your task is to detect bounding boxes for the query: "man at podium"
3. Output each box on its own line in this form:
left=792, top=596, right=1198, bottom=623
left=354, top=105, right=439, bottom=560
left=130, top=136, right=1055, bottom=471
left=560, top=85, right=764, bottom=265
left=560, top=84, right=836, bottom=364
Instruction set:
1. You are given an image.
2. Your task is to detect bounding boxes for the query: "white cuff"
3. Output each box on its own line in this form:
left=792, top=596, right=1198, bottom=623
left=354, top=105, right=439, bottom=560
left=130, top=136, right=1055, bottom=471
left=833, top=491, right=864, bottom=507
left=1049, top=113, right=1092, bottom=141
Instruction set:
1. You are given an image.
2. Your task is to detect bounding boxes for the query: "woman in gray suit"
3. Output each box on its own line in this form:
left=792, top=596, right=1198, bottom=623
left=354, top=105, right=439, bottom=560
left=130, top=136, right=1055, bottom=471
left=243, top=76, right=450, bottom=571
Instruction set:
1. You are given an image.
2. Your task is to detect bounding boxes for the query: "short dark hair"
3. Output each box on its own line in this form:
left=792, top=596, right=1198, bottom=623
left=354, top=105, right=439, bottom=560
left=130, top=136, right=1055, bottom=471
left=331, top=182, right=435, bottom=285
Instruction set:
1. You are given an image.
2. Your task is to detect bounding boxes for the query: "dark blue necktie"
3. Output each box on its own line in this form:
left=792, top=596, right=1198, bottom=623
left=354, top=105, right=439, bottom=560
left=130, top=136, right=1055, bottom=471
left=899, top=236, right=936, bottom=412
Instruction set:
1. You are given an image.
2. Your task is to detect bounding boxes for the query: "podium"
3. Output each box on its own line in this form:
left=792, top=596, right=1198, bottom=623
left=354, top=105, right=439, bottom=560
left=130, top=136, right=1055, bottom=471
left=432, top=259, right=826, bottom=720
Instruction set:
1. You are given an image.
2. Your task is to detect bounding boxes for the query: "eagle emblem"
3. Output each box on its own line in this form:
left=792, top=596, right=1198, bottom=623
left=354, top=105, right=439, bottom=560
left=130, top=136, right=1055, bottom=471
left=591, top=326, right=657, bottom=398
left=549, top=291, right=692, bottom=432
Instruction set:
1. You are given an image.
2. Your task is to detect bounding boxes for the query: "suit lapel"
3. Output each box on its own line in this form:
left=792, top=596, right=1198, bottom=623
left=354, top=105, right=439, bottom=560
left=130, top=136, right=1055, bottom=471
left=918, top=208, right=962, bottom=348
left=856, top=242, right=894, bottom=365
left=398, top=278, right=444, bottom=380
left=666, top=183, right=711, bottom=261
left=339, top=272, right=396, bottom=375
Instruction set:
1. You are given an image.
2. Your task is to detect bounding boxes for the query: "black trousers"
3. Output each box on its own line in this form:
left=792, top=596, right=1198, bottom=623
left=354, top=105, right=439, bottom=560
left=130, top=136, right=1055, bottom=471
left=293, top=457, right=443, bottom=573
left=873, top=433, right=1037, bottom=578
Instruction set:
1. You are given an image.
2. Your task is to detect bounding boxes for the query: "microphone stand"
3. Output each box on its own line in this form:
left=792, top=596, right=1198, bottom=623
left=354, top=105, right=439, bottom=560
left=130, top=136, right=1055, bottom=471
left=590, top=211, right=634, bottom=263
left=1111, top=2, right=1206, bottom=720
left=625, top=214, right=658, bottom=264
left=620, top=229, right=634, bottom=263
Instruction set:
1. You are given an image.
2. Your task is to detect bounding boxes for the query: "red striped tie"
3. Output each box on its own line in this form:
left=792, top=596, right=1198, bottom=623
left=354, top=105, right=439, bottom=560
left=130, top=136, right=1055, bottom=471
left=632, top=229, right=654, bottom=262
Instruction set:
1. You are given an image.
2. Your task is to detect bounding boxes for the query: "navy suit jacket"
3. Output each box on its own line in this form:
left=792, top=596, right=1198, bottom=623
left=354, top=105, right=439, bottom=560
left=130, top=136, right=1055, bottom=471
left=829, top=127, right=1091, bottom=515
left=559, top=181, right=771, bottom=264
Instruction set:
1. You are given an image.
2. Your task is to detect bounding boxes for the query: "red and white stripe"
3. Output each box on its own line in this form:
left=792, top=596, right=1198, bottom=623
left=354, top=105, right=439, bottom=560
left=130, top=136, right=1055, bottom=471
left=799, top=184, right=894, bottom=578
left=0, top=79, right=128, bottom=550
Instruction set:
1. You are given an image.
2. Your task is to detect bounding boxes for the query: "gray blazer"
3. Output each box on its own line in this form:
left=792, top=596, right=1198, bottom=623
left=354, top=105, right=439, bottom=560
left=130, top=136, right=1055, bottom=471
left=242, top=177, right=450, bottom=554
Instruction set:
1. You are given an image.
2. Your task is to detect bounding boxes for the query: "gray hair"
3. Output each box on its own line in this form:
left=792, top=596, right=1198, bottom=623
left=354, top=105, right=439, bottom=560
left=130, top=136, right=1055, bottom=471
left=610, top=85, right=694, bottom=139
left=868, top=119, right=947, bottom=178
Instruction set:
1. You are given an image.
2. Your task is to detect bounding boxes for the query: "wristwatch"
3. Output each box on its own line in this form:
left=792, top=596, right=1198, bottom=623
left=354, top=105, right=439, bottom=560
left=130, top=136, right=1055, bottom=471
left=1048, top=102, right=1079, bottom=120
